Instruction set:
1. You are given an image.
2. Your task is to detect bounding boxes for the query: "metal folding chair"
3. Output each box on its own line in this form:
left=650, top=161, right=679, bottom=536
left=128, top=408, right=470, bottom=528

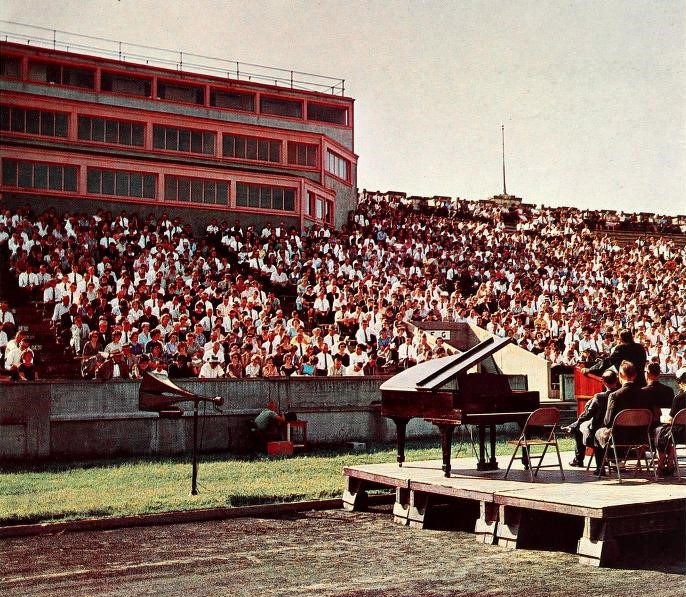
left=504, top=407, right=565, bottom=481
left=597, top=408, right=655, bottom=483
left=663, top=408, right=686, bottom=481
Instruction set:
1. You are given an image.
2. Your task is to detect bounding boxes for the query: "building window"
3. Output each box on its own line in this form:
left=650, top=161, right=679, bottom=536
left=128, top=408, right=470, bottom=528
left=0, top=56, right=21, bottom=78
left=260, top=97, right=302, bottom=118
left=78, top=116, right=144, bottom=146
left=164, top=175, right=229, bottom=205
left=210, top=90, right=254, bottom=112
left=223, top=134, right=280, bottom=163
left=86, top=168, right=156, bottom=199
left=101, top=72, right=151, bottom=97
left=157, top=81, right=204, bottom=104
left=287, top=142, right=318, bottom=167
left=153, top=125, right=215, bottom=155
left=311, top=196, right=333, bottom=224
left=27, top=60, right=95, bottom=89
left=307, top=103, right=348, bottom=125
left=326, top=150, right=350, bottom=181
left=2, top=158, right=77, bottom=192
left=235, top=182, right=295, bottom=211
left=0, top=106, right=68, bottom=137
left=315, top=196, right=325, bottom=220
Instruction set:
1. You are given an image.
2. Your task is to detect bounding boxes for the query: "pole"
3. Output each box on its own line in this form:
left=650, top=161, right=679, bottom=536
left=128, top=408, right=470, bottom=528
left=502, top=124, right=507, bottom=196
left=191, top=401, right=199, bottom=495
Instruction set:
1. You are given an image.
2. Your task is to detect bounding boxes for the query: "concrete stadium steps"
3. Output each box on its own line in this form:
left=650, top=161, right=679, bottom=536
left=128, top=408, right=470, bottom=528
left=502, top=224, right=686, bottom=248
left=12, top=299, right=81, bottom=379
left=543, top=400, right=578, bottom=426
left=598, top=229, right=686, bottom=247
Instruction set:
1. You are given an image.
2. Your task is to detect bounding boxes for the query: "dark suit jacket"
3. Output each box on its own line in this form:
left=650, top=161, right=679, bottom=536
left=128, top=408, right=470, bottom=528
left=588, top=341, right=648, bottom=386
left=570, top=390, right=610, bottom=436
left=641, top=381, right=675, bottom=421
left=603, top=380, right=651, bottom=428
left=595, top=380, right=652, bottom=448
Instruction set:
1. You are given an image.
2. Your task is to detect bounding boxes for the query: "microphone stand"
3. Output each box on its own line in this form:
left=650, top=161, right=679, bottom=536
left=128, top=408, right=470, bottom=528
left=191, top=400, right=199, bottom=496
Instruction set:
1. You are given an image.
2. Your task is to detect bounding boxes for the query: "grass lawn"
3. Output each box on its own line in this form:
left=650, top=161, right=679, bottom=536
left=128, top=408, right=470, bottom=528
left=0, top=437, right=576, bottom=525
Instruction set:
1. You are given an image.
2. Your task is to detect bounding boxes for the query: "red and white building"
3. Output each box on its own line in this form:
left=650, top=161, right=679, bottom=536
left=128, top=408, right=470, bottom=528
left=0, top=32, right=357, bottom=231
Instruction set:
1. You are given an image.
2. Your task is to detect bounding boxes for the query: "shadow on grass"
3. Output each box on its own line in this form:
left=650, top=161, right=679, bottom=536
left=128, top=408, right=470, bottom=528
left=0, top=438, right=450, bottom=474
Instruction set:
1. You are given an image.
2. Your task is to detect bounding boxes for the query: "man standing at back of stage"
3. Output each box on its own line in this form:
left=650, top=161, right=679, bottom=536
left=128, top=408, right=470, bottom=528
left=582, top=328, right=647, bottom=386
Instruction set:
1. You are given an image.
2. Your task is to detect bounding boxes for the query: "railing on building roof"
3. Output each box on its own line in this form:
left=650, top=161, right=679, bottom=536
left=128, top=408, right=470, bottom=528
left=0, top=20, right=346, bottom=96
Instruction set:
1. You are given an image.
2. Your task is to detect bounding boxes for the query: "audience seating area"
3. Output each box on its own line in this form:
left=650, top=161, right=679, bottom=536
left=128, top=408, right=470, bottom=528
left=0, top=193, right=684, bottom=386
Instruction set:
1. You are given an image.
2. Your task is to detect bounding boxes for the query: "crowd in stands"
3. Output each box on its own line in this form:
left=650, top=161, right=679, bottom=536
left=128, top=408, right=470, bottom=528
left=0, top=192, right=685, bottom=383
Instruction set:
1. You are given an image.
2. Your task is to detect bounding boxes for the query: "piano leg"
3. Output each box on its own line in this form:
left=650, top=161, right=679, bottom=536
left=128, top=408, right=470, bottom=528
left=476, top=424, right=499, bottom=471
left=488, top=423, right=498, bottom=470
left=436, top=424, right=456, bottom=477
left=476, top=425, right=488, bottom=470
left=392, top=417, right=409, bottom=467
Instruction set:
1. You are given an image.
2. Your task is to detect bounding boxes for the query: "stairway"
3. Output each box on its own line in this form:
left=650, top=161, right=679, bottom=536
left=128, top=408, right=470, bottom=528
left=13, top=299, right=82, bottom=379
left=0, top=255, right=81, bottom=379
left=545, top=400, right=578, bottom=426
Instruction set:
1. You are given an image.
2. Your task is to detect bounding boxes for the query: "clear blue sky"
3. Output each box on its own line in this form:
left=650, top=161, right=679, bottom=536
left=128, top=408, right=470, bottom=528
left=2, top=0, right=685, bottom=215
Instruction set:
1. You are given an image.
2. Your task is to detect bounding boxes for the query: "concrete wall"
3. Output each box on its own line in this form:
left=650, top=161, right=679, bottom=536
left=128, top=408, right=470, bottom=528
left=0, top=377, right=437, bottom=462
left=0, top=326, right=554, bottom=462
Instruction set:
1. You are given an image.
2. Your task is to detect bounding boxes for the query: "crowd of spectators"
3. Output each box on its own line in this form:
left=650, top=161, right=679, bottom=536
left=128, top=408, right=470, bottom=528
left=0, top=192, right=685, bottom=383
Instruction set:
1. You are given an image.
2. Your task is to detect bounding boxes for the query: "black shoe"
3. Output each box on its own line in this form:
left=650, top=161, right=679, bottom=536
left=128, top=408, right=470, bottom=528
left=569, top=458, right=584, bottom=467
left=658, top=465, right=675, bottom=478
left=593, top=468, right=606, bottom=477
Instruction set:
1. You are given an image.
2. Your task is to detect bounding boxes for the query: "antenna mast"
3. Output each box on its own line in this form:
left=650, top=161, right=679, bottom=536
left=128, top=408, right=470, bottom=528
left=501, top=124, right=507, bottom=196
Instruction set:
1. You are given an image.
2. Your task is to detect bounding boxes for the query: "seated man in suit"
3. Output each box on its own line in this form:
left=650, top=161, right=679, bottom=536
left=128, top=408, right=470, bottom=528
left=593, top=360, right=652, bottom=474
left=654, top=368, right=686, bottom=476
left=641, top=361, right=675, bottom=424
left=562, top=369, right=619, bottom=467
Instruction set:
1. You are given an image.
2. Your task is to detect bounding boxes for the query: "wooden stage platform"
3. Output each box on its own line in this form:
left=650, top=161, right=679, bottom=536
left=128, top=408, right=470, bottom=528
left=342, top=451, right=686, bottom=567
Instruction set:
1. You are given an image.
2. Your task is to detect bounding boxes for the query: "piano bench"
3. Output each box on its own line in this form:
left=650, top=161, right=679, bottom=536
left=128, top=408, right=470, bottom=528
left=286, top=420, right=308, bottom=450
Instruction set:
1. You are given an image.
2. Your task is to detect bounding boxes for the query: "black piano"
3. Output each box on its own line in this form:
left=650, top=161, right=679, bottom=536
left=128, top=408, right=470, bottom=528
left=380, top=336, right=539, bottom=476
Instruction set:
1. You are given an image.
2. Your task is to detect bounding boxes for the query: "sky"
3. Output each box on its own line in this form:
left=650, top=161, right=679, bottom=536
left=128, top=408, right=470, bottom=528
left=1, top=0, right=685, bottom=216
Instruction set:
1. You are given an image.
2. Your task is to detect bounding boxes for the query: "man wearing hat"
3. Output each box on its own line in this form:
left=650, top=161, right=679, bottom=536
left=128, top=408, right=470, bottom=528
left=95, top=347, right=130, bottom=380
left=199, top=354, right=224, bottom=379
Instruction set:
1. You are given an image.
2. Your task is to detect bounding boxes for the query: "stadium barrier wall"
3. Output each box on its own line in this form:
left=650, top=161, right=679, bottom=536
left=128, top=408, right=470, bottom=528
left=0, top=377, right=444, bottom=461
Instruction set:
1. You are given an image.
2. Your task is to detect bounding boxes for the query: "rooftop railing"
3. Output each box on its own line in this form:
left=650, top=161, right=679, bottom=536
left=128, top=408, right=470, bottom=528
left=0, top=20, right=346, bottom=96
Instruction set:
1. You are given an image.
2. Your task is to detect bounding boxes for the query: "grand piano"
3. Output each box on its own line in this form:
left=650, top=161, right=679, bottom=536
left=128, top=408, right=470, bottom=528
left=380, top=336, right=539, bottom=476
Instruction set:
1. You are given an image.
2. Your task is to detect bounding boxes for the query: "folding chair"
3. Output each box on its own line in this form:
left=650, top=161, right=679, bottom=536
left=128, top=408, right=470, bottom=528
left=504, top=407, right=565, bottom=481
left=663, top=408, right=686, bottom=481
left=597, top=408, right=655, bottom=483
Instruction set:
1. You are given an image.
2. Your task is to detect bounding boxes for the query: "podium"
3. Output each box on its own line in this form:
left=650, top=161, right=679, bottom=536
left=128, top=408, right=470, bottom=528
left=573, top=367, right=604, bottom=415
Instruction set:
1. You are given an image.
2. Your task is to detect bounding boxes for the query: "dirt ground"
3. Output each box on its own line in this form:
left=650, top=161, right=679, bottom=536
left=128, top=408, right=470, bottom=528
left=1, top=504, right=684, bottom=597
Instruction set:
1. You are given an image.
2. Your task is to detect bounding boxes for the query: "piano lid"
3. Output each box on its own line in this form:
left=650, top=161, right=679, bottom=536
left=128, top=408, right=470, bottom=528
left=379, top=336, right=513, bottom=393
